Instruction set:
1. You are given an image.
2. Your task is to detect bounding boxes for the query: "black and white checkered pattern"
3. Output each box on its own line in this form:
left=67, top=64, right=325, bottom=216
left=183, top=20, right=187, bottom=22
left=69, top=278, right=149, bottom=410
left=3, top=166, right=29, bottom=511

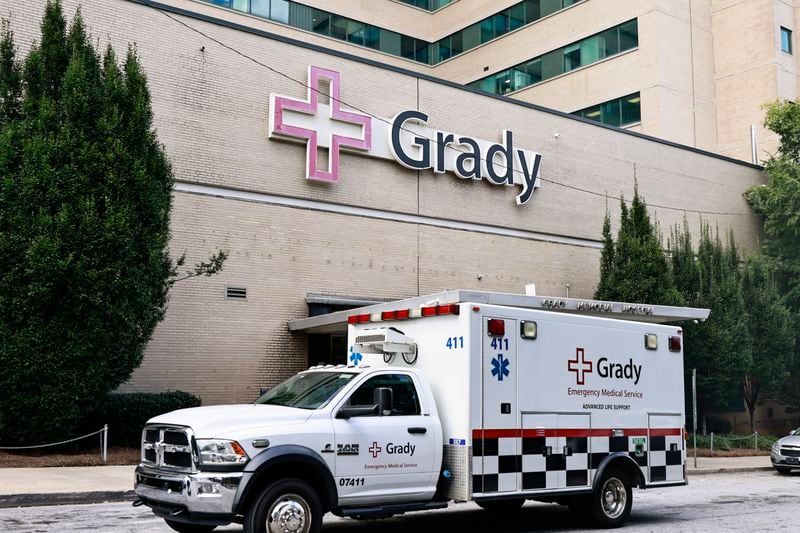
left=647, top=434, right=684, bottom=482
left=472, top=432, right=683, bottom=494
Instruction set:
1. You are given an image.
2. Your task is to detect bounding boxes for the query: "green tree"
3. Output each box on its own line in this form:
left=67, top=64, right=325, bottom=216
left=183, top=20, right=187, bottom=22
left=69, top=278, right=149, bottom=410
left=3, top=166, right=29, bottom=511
left=670, top=223, right=752, bottom=431
left=595, top=186, right=682, bottom=305
left=746, top=100, right=800, bottom=417
left=740, top=255, right=795, bottom=433
left=0, top=2, right=224, bottom=444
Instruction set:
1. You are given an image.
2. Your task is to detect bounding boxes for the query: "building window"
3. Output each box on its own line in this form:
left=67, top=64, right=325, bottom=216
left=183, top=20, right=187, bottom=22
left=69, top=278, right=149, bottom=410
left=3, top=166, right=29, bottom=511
left=781, top=27, right=793, bottom=54
left=397, top=0, right=455, bottom=11
left=198, top=0, right=584, bottom=66
left=469, top=19, right=638, bottom=95
left=572, top=92, right=641, bottom=128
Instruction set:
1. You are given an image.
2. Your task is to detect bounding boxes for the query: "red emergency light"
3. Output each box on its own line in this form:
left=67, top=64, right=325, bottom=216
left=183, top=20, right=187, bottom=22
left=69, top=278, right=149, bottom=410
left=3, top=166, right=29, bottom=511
left=347, top=304, right=459, bottom=325
left=669, top=335, right=681, bottom=352
left=487, top=319, right=505, bottom=336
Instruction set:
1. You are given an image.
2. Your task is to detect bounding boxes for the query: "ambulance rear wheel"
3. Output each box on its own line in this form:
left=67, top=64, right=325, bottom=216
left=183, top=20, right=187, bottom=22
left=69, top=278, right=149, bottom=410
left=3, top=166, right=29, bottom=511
left=475, top=498, right=525, bottom=513
left=589, top=468, right=632, bottom=528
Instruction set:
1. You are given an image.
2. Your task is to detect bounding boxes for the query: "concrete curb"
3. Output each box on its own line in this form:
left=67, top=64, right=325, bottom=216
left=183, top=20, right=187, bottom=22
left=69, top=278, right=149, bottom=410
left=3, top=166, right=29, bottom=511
left=687, top=466, right=774, bottom=476
left=0, top=490, right=136, bottom=509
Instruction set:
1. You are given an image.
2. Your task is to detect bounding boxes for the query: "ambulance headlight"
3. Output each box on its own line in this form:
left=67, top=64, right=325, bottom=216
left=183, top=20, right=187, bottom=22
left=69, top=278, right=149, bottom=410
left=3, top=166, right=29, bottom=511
left=520, top=321, right=538, bottom=339
left=644, top=334, right=658, bottom=350
left=196, top=439, right=249, bottom=465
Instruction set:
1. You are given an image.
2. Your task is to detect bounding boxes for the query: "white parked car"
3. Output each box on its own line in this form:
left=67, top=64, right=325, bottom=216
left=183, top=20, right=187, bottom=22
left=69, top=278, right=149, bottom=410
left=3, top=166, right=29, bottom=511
left=771, top=428, right=800, bottom=474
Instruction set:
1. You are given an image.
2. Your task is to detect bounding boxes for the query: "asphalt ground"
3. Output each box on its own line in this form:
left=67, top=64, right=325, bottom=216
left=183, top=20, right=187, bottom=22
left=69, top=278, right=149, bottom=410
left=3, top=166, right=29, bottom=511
left=0, top=469, right=797, bottom=532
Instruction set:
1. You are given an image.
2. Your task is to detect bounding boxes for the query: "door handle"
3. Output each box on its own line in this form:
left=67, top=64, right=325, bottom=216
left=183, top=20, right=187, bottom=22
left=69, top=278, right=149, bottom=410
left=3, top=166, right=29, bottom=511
left=408, top=427, right=427, bottom=434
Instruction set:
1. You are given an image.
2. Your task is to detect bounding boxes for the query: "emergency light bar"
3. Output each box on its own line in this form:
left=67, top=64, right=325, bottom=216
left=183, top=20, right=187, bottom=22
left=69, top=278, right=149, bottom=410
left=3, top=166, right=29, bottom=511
left=348, top=303, right=459, bottom=325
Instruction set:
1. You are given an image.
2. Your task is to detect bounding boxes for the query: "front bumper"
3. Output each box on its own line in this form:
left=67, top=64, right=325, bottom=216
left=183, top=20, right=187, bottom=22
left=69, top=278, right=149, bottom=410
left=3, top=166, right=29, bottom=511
left=770, top=451, right=800, bottom=469
left=134, top=464, right=242, bottom=524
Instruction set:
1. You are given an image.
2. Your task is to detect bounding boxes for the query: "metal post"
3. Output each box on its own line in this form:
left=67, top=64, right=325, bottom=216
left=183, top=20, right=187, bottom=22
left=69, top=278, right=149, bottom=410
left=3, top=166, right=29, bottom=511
left=710, top=432, right=714, bottom=453
left=754, top=431, right=758, bottom=451
left=692, top=369, right=697, bottom=468
left=102, top=424, right=108, bottom=463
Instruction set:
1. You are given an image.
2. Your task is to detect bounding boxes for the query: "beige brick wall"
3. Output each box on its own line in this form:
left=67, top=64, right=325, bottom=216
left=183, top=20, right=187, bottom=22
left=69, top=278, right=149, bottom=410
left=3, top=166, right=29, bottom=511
left=4, top=0, right=766, bottom=404
left=711, top=0, right=800, bottom=161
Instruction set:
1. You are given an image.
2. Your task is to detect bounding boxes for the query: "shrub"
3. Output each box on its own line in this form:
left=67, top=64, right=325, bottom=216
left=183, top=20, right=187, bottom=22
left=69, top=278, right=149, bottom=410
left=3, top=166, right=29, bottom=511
left=92, top=391, right=201, bottom=448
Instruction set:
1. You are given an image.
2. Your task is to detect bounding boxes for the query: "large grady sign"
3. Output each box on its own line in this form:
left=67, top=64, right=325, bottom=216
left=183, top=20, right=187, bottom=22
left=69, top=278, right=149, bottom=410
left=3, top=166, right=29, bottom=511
left=269, top=66, right=542, bottom=205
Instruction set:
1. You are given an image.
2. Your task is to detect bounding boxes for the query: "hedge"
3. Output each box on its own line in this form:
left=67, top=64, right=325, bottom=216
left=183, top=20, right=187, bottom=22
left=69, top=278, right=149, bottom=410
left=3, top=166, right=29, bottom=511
left=91, top=391, right=201, bottom=448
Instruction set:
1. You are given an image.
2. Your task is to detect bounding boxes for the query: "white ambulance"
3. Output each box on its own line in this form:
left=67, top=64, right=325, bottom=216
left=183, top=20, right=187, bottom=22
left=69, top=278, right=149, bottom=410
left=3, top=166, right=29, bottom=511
left=134, top=290, right=708, bottom=533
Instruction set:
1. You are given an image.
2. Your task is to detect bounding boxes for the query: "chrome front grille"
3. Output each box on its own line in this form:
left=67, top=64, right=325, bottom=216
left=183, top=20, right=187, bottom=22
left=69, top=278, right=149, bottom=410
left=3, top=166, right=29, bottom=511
left=142, top=426, right=195, bottom=471
left=780, top=447, right=800, bottom=457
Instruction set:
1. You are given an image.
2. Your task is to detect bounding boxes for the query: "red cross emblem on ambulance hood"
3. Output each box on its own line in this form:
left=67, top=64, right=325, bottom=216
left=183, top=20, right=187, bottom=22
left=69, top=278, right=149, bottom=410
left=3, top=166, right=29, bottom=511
left=568, top=348, right=593, bottom=385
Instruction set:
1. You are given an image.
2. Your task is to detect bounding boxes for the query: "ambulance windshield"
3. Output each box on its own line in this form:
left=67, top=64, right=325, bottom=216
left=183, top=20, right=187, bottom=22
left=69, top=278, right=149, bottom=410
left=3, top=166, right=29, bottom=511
left=255, top=371, right=356, bottom=410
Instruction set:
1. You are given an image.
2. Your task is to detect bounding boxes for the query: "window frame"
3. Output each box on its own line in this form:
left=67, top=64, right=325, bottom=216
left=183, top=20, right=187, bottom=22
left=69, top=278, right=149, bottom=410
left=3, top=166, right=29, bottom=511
left=781, top=26, right=793, bottom=54
left=341, top=372, right=423, bottom=417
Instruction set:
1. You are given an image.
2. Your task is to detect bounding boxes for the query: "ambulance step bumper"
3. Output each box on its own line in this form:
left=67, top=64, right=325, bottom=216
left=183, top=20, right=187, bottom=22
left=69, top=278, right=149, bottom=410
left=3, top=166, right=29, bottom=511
left=336, top=500, right=448, bottom=519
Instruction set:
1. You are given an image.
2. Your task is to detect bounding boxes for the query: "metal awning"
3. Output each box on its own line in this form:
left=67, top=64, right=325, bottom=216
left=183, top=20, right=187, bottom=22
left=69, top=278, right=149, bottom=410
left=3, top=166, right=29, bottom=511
left=288, top=290, right=710, bottom=334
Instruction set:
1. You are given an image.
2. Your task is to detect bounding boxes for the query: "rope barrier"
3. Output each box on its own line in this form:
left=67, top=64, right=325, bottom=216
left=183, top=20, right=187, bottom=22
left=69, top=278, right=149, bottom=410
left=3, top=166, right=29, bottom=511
left=0, top=427, right=106, bottom=450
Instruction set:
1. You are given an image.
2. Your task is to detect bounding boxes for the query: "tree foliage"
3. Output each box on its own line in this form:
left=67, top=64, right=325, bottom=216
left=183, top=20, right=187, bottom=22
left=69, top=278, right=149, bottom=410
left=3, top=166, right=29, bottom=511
left=740, top=255, right=795, bottom=432
left=746, top=100, right=800, bottom=414
left=0, top=2, right=224, bottom=444
left=670, top=224, right=753, bottom=427
left=595, top=186, right=682, bottom=305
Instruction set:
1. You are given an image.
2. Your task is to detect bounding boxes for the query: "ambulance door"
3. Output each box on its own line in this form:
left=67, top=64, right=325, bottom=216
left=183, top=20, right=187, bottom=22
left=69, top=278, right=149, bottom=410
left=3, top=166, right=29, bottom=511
left=477, top=317, right=519, bottom=493
left=557, top=413, right=591, bottom=489
left=332, top=372, right=437, bottom=504
left=647, top=413, right=684, bottom=484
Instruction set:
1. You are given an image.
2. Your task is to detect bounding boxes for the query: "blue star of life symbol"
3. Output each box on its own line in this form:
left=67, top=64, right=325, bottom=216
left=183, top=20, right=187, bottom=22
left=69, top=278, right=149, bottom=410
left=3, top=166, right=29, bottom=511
left=349, top=346, right=363, bottom=366
left=491, top=354, right=510, bottom=382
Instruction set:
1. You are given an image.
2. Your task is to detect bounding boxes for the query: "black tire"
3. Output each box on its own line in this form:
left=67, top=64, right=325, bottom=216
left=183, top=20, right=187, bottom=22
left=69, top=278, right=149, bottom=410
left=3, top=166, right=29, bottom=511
left=775, top=467, right=792, bottom=475
left=587, top=468, right=632, bottom=528
left=244, top=478, right=322, bottom=533
left=475, top=498, right=525, bottom=513
left=164, top=519, right=216, bottom=533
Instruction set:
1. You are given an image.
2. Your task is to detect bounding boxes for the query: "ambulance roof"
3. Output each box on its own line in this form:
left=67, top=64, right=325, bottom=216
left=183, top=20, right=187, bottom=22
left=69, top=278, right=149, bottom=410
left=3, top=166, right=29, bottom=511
left=288, top=290, right=710, bottom=334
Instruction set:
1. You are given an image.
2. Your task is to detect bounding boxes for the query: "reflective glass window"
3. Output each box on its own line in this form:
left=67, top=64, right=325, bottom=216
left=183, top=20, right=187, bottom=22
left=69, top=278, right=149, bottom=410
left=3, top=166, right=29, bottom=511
left=619, top=19, right=638, bottom=51
left=526, top=58, right=542, bottom=84
left=364, top=26, right=381, bottom=50
left=473, top=20, right=637, bottom=94
left=251, top=0, right=269, bottom=17
left=509, top=4, right=526, bottom=30
left=270, top=0, right=289, bottom=24
left=620, top=93, right=641, bottom=125
left=781, top=27, right=793, bottom=54
left=573, top=92, right=641, bottom=127
left=311, top=10, right=330, bottom=35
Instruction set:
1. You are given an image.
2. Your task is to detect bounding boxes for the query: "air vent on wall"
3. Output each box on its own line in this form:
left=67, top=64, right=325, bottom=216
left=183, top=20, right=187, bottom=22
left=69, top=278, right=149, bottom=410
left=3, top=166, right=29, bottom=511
left=226, top=287, right=247, bottom=300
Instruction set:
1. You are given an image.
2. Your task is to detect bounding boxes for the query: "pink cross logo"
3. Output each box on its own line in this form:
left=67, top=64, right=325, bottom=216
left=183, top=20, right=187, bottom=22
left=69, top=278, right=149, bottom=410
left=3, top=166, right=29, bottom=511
left=568, top=348, right=593, bottom=385
left=269, top=66, right=372, bottom=183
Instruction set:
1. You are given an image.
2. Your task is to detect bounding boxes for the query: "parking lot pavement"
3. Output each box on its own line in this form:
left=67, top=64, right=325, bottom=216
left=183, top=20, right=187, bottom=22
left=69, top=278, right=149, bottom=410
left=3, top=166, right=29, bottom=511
left=1, top=469, right=798, bottom=532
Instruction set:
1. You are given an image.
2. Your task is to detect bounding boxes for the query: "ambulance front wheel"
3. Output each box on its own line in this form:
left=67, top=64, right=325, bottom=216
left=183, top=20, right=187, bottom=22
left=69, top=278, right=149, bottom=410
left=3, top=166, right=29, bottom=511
left=588, top=468, right=632, bottom=528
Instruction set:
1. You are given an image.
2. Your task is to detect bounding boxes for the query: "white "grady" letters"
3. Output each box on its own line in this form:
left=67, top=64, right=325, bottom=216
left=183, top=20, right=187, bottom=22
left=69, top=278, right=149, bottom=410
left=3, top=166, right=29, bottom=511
left=389, top=110, right=542, bottom=205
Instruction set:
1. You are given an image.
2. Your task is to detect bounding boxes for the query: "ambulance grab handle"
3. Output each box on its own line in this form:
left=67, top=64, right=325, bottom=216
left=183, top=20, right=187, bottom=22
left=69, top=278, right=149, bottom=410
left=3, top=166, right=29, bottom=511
left=408, top=427, right=427, bottom=434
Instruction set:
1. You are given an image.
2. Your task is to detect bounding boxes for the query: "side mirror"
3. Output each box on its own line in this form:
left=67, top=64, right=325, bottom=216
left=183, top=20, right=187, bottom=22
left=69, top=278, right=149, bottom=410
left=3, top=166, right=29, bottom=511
left=259, top=387, right=269, bottom=396
left=336, top=404, right=379, bottom=419
left=374, top=387, right=393, bottom=416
